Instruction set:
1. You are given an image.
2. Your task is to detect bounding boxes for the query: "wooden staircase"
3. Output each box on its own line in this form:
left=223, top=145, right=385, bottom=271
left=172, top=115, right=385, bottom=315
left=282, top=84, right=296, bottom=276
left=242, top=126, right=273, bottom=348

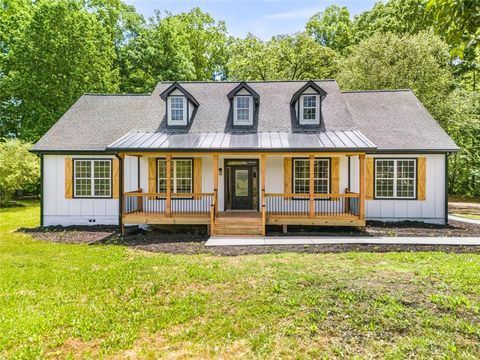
left=212, top=212, right=264, bottom=236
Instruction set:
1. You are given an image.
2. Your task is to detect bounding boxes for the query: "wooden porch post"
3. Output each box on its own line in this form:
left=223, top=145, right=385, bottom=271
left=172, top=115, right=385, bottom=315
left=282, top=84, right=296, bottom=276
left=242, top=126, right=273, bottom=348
left=166, top=154, right=172, bottom=216
left=309, top=154, right=315, bottom=218
left=213, top=154, right=219, bottom=216
left=359, top=154, right=365, bottom=221
left=118, top=154, right=125, bottom=235
left=261, top=154, right=266, bottom=236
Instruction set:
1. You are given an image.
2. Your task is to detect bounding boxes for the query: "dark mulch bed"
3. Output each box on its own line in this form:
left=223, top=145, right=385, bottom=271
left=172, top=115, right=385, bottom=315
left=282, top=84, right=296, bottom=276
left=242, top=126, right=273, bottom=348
left=19, top=219, right=480, bottom=255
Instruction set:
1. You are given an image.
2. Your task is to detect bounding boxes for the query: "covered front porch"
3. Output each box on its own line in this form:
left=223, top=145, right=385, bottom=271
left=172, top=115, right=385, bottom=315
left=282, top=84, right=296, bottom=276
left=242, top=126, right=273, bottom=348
left=118, top=151, right=367, bottom=236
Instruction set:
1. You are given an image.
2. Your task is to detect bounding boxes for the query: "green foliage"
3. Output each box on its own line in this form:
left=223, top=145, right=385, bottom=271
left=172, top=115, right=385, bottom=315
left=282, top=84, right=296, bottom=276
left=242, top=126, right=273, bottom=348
left=119, top=8, right=227, bottom=92
left=427, top=0, right=480, bottom=57
left=445, top=90, right=480, bottom=196
left=338, top=32, right=454, bottom=123
left=1, top=0, right=118, bottom=141
left=227, top=32, right=338, bottom=80
left=306, top=5, right=353, bottom=52
left=0, top=139, right=39, bottom=206
left=352, top=0, right=434, bottom=43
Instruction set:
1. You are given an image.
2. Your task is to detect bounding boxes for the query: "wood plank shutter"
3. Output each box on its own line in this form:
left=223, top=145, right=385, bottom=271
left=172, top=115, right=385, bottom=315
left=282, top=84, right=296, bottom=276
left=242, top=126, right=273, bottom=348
left=331, top=157, right=340, bottom=194
left=112, top=159, right=119, bottom=199
left=417, top=157, right=426, bottom=200
left=284, top=158, right=292, bottom=194
left=366, top=158, right=374, bottom=200
left=194, top=158, right=202, bottom=198
left=65, top=157, right=73, bottom=199
left=148, top=158, right=157, bottom=193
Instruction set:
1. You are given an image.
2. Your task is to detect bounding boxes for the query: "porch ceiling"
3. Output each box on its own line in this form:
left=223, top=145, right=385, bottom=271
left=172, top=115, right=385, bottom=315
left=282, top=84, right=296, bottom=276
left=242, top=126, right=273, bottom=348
left=107, top=131, right=376, bottom=152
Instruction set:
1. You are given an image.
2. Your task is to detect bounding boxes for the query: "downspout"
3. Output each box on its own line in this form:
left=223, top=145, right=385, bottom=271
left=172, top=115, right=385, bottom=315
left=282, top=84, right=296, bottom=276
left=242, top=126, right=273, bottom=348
left=40, top=154, right=44, bottom=228
left=116, top=154, right=123, bottom=234
left=445, top=153, right=449, bottom=225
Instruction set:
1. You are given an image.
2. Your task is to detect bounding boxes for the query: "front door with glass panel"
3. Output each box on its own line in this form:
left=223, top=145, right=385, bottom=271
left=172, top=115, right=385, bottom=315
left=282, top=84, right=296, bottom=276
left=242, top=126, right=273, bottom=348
left=225, top=160, right=258, bottom=211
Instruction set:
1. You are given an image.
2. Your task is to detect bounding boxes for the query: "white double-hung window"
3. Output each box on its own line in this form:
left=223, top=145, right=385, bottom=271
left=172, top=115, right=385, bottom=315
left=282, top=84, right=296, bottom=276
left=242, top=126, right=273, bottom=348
left=234, top=96, right=253, bottom=125
left=168, top=96, right=187, bottom=125
left=293, top=159, right=330, bottom=194
left=300, top=95, right=319, bottom=125
left=73, top=159, right=112, bottom=198
left=375, top=159, right=416, bottom=199
left=157, top=159, right=193, bottom=193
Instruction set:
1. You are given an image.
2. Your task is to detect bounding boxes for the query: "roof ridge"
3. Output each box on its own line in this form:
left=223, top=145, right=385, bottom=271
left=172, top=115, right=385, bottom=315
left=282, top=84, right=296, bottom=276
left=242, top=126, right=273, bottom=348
left=83, top=93, right=151, bottom=96
left=342, top=89, right=412, bottom=94
left=159, top=79, right=337, bottom=84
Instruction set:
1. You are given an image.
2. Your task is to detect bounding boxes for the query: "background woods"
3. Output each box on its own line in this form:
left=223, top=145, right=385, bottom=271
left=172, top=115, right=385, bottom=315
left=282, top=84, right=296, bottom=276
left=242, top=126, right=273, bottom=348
left=0, top=0, right=478, bottom=197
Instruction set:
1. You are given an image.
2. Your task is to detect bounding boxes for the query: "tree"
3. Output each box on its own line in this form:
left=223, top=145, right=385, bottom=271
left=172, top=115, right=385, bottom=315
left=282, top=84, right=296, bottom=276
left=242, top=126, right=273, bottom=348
left=337, top=32, right=454, bottom=124
left=0, top=139, right=39, bottom=206
left=0, top=0, right=119, bottom=141
left=306, top=5, right=353, bottom=53
left=445, top=89, right=480, bottom=196
left=352, top=0, right=434, bottom=43
left=119, top=8, right=228, bottom=92
left=227, top=32, right=338, bottom=80
left=427, top=0, right=480, bottom=57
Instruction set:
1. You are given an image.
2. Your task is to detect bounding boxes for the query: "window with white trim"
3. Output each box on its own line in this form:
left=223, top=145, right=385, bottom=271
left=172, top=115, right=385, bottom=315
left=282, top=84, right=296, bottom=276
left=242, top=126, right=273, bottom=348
left=157, top=159, right=193, bottom=193
left=375, top=159, right=416, bottom=199
left=74, top=159, right=111, bottom=197
left=234, top=96, right=253, bottom=125
left=293, top=159, right=329, bottom=194
left=300, top=95, right=319, bottom=125
left=168, top=96, right=187, bottom=125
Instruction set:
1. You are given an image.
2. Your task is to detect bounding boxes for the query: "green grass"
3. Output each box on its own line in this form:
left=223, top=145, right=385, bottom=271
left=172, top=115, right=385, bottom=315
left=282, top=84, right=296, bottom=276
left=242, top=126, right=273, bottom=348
left=453, top=213, right=480, bottom=220
left=1, top=202, right=480, bottom=359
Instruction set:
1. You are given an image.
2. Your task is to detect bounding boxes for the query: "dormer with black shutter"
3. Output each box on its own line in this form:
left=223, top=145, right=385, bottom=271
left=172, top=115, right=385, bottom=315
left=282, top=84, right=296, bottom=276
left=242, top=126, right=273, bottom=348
left=227, top=82, right=260, bottom=127
left=290, top=81, right=327, bottom=126
left=160, top=83, right=199, bottom=127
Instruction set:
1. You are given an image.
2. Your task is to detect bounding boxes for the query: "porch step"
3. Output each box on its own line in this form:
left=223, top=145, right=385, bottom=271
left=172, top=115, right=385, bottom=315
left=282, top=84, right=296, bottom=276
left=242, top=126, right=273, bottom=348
left=213, top=216, right=263, bottom=236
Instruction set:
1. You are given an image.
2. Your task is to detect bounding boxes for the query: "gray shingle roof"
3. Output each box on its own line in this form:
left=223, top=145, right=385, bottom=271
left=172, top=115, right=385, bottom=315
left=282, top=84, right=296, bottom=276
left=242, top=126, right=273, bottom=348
left=342, top=90, right=459, bottom=152
left=31, top=80, right=458, bottom=153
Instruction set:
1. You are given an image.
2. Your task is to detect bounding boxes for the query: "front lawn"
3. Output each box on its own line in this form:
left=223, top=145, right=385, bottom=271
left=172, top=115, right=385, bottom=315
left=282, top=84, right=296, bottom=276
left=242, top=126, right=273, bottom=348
left=1, top=202, right=480, bottom=358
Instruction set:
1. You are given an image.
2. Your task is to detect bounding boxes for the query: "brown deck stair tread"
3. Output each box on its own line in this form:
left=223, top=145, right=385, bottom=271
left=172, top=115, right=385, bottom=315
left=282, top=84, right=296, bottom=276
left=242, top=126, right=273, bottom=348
left=213, top=212, right=263, bottom=236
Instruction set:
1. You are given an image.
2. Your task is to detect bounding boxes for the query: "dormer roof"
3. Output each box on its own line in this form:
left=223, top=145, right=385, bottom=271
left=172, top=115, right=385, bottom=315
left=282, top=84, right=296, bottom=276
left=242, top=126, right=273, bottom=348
left=159, top=82, right=199, bottom=107
left=226, top=82, right=260, bottom=103
left=290, top=80, right=327, bottom=106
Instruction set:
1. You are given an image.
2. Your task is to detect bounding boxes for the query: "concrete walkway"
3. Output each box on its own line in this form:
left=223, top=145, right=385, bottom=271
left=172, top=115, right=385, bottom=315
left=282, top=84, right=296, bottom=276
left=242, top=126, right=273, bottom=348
left=449, top=214, right=480, bottom=225
left=206, top=236, right=480, bottom=246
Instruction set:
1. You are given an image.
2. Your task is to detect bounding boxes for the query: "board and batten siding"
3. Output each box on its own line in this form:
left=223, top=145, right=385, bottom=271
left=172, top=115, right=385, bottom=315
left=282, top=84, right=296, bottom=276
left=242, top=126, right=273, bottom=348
left=350, top=154, right=446, bottom=224
left=43, top=153, right=446, bottom=226
left=43, top=154, right=139, bottom=226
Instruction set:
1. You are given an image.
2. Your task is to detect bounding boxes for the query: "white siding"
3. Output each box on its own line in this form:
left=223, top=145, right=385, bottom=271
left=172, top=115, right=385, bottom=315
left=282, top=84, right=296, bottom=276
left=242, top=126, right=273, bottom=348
left=351, top=154, right=446, bottom=224
left=43, top=153, right=446, bottom=226
left=43, top=154, right=120, bottom=226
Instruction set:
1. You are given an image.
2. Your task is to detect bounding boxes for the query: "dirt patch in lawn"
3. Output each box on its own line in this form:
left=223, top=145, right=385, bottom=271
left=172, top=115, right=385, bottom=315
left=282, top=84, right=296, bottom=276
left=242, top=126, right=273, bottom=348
left=19, top=220, right=480, bottom=255
left=20, top=225, right=119, bottom=244
left=449, top=197, right=480, bottom=216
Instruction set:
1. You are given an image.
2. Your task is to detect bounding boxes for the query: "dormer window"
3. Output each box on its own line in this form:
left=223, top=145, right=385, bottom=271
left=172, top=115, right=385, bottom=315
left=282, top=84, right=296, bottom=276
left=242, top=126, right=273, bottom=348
left=168, top=96, right=187, bottom=125
left=300, top=95, right=319, bottom=124
left=234, top=96, right=253, bottom=125
left=160, top=83, right=199, bottom=127
left=227, top=82, right=260, bottom=128
left=290, top=81, right=327, bottom=127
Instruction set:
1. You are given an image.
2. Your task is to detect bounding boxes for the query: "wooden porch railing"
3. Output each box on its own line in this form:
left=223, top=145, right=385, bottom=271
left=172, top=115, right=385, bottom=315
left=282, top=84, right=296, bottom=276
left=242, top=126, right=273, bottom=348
left=123, top=189, right=214, bottom=216
left=264, top=192, right=360, bottom=218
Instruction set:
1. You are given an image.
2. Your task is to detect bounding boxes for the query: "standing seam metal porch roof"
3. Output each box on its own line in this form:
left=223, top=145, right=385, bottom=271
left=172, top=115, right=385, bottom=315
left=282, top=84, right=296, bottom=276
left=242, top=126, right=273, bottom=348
left=106, top=130, right=376, bottom=151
